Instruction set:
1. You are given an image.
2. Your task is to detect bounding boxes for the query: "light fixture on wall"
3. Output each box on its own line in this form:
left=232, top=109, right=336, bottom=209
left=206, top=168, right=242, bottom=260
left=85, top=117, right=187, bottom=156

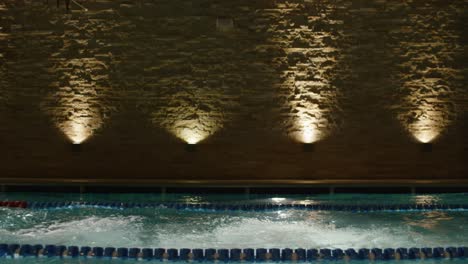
left=302, top=143, right=314, bottom=152
left=184, top=143, right=197, bottom=152
left=71, top=142, right=82, bottom=153
left=420, top=143, right=433, bottom=153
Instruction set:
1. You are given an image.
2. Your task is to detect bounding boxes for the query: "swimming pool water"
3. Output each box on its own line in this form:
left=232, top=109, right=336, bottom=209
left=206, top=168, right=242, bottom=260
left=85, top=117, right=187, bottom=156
left=1, top=207, right=467, bottom=249
left=1, top=193, right=467, bottom=263
left=1, top=192, right=467, bottom=205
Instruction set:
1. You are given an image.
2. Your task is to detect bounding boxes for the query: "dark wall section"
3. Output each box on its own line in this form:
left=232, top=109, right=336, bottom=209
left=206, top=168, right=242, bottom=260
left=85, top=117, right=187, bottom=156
left=0, top=0, right=466, bottom=183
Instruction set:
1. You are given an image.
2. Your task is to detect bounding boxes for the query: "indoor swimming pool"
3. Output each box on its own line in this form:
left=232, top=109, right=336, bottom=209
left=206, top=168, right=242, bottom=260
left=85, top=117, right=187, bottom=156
left=0, top=193, right=467, bottom=263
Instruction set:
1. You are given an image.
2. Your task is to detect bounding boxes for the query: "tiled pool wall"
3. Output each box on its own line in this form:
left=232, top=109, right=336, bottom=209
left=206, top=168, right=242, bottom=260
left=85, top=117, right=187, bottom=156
left=0, top=0, right=467, bottom=183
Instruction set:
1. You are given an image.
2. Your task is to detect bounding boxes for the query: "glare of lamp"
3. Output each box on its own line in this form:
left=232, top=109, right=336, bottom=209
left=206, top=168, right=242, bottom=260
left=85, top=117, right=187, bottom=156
left=66, top=121, right=91, bottom=145
left=410, top=112, right=440, bottom=144
left=296, top=118, right=321, bottom=144
left=302, top=126, right=317, bottom=144
left=185, top=137, right=201, bottom=145
left=271, top=197, right=286, bottom=203
left=178, top=128, right=206, bottom=145
left=414, top=130, right=438, bottom=144
left=414, top=195, right=439, bottom=204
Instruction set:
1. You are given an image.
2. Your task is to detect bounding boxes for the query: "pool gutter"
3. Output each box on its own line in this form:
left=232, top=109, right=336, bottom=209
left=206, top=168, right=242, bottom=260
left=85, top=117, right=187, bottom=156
left=1, top=178, right=468, bottom=193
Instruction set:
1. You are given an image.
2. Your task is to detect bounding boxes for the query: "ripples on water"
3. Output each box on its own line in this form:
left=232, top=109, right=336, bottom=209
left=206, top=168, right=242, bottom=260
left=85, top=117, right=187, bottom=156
left=1, top=207, right=467, bottom=249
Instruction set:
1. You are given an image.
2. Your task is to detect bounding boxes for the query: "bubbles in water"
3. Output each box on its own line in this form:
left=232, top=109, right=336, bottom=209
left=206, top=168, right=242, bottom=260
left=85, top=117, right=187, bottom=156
left=1, top=207, right=467, bottom=249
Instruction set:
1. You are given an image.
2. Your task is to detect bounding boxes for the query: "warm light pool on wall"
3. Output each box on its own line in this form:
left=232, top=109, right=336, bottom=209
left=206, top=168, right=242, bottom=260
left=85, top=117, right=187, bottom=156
left=178, top=127, right=207, bottom=145
left=64, top=118, right=97, bottom=153
left=412, top=118, right=435, bottom=153
left=175, top=127, right=204, bottom=152
left=410, top=115, right=440, bottom=144
left=158, top=118, right=220, bottom=152
left=393, top=21, right=457, bottom=152
left=66, top=120, right=92, bottom=145
left=407, top=112, right=441, bottom=153
left=294, top=117, right=321, bottom=152
left=180, top=129, right=202, bottom=152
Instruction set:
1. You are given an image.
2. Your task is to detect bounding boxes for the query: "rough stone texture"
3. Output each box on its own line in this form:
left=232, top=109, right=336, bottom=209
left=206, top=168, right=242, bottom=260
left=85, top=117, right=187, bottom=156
left=0, top=0, right=466, bottom=182
left=389, top=2, right=466, bottom=143
left=41, top=14, right=119, bottom=144
left=263, top=1, right=344, bottom=142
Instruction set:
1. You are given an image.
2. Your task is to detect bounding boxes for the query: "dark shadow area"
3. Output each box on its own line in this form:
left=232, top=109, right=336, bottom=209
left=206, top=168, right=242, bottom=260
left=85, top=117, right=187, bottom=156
left=166, top=187, right=246, bottom=194
left=416, top=187, right=468, bottom=194
left=334, top=187, right=411, bottom=194
left=250, top=187, right=330, bottom=195
left=4, top=185, right=81, bottom=193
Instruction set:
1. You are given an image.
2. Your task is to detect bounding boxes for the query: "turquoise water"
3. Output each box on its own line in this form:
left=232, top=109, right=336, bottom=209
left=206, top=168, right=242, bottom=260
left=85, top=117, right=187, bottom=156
left=1, top=192, right=468, bottom=205
left=1, top=207, right=467, bottom=248
left=1, top=193, right=467, bottom=263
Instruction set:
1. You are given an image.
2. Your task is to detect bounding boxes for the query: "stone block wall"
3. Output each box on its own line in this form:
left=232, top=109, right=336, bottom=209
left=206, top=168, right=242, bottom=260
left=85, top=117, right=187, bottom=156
left=0, top=0, right=466, bottom=183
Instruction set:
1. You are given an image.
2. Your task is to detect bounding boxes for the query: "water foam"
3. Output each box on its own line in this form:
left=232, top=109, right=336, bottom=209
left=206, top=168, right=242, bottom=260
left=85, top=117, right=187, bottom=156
left=1, top=208, right=467, bottom=248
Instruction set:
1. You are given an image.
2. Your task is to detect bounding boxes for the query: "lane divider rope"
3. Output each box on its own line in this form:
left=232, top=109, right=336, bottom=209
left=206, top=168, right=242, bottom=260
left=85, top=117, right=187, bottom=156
left=0, top=244, right=467, bottom=261
left=2, top=201, right=468, bottom=212
left=0, top=201, right=27, bottom=208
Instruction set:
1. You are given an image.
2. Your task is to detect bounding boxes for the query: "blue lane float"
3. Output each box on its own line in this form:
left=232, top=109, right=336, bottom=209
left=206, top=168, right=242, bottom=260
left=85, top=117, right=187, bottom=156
left=269, top=248, right=280, bottom=261
left=104, top=247, right=115, bottom=258
left=80, top=246, right=91, bottom=256
left=68, top=246, right=79, bottom=257
left=230, top=249, right=241, bottom=261
left=205, top=248, right=216, bottom=261
left=117, top=247, right=128, bottom=258
left=1, top=244, right=466, bottom=261
left=192, top=248, right=204, bottom=261
left=218, top=249, right=229, bottom=262
left=128, top=248, right=140, bottom=259
left=15, top=200, right=468, bottom=213
left=295, top=248, right=306, bottom=261
left=256, top=248, right=267, bottom=261
left=344, top=248, right=357, bottom=259
left=167, top=248, right=178, bottom=260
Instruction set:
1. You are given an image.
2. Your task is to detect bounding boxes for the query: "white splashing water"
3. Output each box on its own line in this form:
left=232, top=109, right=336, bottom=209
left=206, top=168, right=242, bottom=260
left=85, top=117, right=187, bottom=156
left=0, top=208, right=466, bottom=249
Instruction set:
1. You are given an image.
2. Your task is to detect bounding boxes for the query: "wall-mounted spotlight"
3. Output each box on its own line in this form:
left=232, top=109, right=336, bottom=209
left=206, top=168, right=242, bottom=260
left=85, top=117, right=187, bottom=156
left=420, top=143, right=433, bottom=153
left=185, top=143, right=197, bottom=152
left=71, top=143, right=82, bottom=153
left=302, top=143, right=314, bottom=152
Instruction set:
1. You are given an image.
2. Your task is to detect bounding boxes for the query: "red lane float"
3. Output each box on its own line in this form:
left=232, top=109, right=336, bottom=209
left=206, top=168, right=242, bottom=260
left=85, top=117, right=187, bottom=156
left=0, top=201, right=27, bottom=208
